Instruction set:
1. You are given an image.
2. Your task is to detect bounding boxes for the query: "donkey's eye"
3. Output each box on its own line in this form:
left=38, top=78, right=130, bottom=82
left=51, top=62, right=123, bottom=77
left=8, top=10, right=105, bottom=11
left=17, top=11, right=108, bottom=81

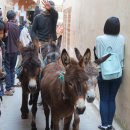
left=24, top=68, right=27, bottom=72
left=68, top=82, right=72, bottom=86
left=68, top=82, right=73, bottom=89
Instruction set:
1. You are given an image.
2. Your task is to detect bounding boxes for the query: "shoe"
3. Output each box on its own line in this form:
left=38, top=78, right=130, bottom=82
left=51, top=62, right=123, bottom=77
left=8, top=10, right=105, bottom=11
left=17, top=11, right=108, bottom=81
left=98, top=125, right=108, bottom=130
left=11, top=87, right=15, bottom=93
left=107, top=126, right=115, bottom=130
left=4, top=90, right=13, bottom=96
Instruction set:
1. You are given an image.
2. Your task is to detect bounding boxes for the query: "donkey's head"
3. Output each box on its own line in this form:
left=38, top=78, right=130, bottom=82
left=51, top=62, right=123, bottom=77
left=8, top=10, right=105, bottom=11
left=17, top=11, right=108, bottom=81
left=18, top=39, right=41, bottom=93
left=61, top=49, right=89, bottom=114
left=74, top=48, right=110, bottom=103
left=42, top=36, right=62, bottom=65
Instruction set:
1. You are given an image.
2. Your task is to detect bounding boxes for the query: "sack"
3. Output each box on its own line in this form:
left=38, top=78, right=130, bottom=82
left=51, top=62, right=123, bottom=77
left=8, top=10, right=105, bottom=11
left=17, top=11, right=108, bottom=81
left=101, top=46, right=122, bottom=80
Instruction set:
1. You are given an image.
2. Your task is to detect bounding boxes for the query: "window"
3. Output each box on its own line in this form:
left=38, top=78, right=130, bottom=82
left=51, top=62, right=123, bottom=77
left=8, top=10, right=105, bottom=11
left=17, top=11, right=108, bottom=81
left=63, top=7, right=71, bottom=50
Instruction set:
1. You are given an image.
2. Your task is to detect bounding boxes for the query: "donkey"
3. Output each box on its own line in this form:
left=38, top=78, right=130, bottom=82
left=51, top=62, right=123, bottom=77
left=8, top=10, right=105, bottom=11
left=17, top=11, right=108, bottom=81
left=40, top=48, right=93, bottom=130
left=41, top=35, right=62, bottom=66
left=74, top=48, right=110, bottom=103
left=18, top=39, right=41, bottom=130
left=72, top=48, right=111, bottom=130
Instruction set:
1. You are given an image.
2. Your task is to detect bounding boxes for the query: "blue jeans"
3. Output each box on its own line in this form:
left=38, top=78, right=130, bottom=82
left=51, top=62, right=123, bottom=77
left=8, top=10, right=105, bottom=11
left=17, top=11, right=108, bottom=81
left=98, top=73, right=122, bottom=126
left=4, top=52, right=18, bottom=91
left=0, top=80, right=4, bottom=96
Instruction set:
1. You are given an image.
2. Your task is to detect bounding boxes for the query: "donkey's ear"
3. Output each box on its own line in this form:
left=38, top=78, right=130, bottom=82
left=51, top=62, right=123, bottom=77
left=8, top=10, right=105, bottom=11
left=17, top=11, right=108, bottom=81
left=74, top=48, right=82, bottom=61
left=17, top=40, right=24, bottom=53
left=61, top=49, right=71, bottom=69
left=57, top=35, right=62, bottom=49
left=80, top=48, right=91, bottom=67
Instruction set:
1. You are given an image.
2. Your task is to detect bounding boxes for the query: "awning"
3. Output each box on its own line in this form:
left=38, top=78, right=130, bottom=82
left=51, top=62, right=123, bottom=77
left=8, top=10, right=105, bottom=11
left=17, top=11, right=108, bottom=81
left=12, top=0, right=36, bottom=9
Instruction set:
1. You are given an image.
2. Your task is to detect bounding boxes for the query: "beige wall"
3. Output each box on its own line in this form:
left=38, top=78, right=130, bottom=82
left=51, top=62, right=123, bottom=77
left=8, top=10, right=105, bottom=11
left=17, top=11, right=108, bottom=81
left=63, top=0, right=130, bottom=129
left=0, top=0, right=13, bottom=19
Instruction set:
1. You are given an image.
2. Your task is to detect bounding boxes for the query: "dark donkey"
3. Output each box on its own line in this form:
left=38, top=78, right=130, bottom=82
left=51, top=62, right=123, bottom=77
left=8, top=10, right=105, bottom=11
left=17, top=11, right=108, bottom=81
left=40, top=35, right=62, bottom=65
left=41, top=49, right=91, bottom=130
left=17, top=39, right=41, bottom=130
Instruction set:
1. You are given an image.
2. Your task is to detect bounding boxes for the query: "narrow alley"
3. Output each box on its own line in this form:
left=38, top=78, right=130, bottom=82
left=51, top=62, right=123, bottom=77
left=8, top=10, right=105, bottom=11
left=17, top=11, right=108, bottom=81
left=0, top=86, right=123, bottom=130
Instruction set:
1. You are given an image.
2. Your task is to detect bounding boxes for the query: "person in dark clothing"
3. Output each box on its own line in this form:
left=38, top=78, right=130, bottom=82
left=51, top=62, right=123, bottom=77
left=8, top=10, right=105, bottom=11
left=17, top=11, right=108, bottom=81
left=0, top=18, right=6, bottom=99
left=0, top=10, right=6, bottom=78
left=4, top=10, right=19, bottom=96
left=34, top=5, right=42, bottom=18
left=31, top=0, right=58, bottom=63
left=31, top=0, right=58, bottom=42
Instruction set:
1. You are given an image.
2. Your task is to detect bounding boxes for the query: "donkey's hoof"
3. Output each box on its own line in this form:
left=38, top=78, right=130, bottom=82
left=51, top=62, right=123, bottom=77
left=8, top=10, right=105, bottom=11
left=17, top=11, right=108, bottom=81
left=21, top=113, right=28, bottom=119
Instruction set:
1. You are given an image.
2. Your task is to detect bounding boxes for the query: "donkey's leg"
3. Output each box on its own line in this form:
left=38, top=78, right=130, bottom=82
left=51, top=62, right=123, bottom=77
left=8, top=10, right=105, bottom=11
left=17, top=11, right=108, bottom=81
left=72, top=111, right=80, bottom=130
left=52, top=116, right=60, bottom=130
left=21, top=89, right=29, bottom=119
left=51, top=113, right=53, bottom=130
left=43, top=100, right=50, bottom=130
left=64, top=115, right=73, bottom=130
left=31, top=92, right=39, bottom=130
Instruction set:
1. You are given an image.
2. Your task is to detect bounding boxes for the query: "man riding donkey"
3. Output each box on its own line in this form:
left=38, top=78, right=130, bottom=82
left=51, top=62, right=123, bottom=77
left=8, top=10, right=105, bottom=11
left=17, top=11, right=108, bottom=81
left=16, top=0, right=59, bottom=78
left=31, top=0, right=58, bottom=64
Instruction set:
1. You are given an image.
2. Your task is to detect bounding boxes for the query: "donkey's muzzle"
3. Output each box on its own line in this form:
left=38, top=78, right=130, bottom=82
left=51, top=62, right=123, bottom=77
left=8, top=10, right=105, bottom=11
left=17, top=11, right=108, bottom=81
left=76, top=106, right=86, bottom=115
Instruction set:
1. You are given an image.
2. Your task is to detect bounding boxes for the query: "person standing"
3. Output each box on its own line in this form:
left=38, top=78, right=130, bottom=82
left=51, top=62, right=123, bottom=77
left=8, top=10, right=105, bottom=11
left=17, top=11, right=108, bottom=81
left=15, top=20, right=32, bottom=78
left=31, top=0, right=58, bottom=59
left=0, top=9, right=6, bottom=79
left=95, top=17, right=125, bottom=130
left=0, top=19, right=6, bottom=97
left=4, top=10, right=19, bottom=96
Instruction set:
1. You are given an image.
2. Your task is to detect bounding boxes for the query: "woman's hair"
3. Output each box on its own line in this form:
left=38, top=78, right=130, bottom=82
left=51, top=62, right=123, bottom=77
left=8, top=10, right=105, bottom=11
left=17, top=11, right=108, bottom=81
left=104, top=17, right=120, bottom=35
left=0, top=21, right=4, bottom=31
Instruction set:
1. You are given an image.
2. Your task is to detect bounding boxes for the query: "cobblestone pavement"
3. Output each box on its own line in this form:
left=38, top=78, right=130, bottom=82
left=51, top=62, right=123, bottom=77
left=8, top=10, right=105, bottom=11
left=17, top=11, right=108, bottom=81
left=0, top=87, right=124, bottom=130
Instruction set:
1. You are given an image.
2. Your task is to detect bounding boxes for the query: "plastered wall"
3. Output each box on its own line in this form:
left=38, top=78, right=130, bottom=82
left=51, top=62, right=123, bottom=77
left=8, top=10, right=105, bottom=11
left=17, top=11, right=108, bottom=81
left=63, top=0, right=130, bottom=129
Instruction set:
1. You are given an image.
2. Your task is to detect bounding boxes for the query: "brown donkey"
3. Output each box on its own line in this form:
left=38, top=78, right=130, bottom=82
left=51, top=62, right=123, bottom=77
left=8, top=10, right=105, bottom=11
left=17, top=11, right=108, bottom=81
left=41, top=49, right=92, bottom=130
left=18, top=39, right=41, bottom=130
left=74, top=48, right=110, bottom=103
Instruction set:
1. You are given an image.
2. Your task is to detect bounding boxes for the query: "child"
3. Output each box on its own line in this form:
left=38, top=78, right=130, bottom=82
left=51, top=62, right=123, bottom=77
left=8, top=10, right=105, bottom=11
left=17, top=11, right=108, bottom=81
left=0, top=20, right=6, bottom=97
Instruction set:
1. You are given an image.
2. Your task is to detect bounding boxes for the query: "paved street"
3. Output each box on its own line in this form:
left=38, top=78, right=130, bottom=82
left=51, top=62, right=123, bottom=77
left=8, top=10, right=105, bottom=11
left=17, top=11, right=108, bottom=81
left=0, top=86, right=123, bottom=130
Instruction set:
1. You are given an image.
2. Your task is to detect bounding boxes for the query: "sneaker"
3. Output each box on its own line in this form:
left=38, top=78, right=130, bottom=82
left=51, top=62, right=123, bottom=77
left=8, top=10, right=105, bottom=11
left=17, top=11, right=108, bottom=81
left=98, top=125, right=108, bottom=130
left=107, top=126, right=115, bottom=130
left=4, top=90, right=13, bottom=96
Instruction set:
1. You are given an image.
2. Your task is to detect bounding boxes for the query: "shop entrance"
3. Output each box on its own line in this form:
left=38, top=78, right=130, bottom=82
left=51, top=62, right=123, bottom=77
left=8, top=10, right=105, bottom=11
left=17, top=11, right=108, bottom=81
left=27, top=10, right=34, bottom=24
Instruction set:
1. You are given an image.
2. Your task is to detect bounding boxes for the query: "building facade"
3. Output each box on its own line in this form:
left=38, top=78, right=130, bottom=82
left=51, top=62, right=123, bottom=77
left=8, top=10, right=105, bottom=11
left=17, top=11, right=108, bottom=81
left=63, top=0, right=130, bottom=130
left=0, top=0, right=36, bottom=24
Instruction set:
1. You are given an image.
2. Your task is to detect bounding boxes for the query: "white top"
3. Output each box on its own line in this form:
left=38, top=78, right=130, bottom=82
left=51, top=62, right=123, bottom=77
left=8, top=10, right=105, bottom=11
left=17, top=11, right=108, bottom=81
left=96, top=34, right=125, bottom=69
left=19, top=26, right=32, bottom=47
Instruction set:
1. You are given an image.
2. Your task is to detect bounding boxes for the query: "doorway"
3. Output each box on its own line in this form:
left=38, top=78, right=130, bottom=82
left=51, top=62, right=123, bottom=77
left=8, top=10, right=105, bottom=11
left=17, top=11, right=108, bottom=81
left=27, top=10, right=34, bottom=24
